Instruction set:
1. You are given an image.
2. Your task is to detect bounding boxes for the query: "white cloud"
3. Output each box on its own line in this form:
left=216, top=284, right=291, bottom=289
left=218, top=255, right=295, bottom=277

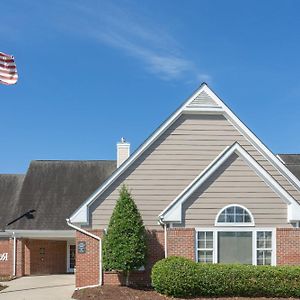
left=61, top=1, right=212, bottom=82
left=2, top=0, right=212, bottom=82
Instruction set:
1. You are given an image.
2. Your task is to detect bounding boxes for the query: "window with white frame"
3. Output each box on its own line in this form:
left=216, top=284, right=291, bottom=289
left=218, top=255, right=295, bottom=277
left=216, top=205, right=253, bottom=225
left=197, top=231, right=213, bottom=263
left=195, top=229, right=275, bottom=266
left=256, top=231, right=272, bottom=265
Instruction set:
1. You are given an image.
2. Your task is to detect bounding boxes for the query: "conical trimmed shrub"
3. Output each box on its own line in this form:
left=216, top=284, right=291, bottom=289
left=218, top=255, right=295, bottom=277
left=103, top=185, right=147, bottom=285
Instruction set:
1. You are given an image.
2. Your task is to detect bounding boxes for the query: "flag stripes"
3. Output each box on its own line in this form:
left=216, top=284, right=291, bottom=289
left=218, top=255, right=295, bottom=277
left=0, top=52, right=18, bottom=85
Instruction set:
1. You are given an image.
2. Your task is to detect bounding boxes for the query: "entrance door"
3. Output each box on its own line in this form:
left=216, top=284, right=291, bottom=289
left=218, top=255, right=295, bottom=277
left=67, top=243, right=76, bottom=273
left=218, top=232, right=252, bottom=264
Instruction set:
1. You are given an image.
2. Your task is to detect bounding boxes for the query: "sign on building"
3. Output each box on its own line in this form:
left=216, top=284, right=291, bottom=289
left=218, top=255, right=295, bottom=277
left=78, top=242, right=86, bottom=254
left=0, top=253, right=8, bottom=261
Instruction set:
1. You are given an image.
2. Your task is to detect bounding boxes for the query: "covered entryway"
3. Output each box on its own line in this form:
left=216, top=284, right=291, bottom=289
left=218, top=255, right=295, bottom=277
left=0, top=230, right=76, bottom=277
left=21, top=237, right=76, bottom=275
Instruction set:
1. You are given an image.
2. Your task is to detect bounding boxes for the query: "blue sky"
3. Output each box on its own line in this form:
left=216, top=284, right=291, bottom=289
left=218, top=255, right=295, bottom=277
left=1, top=0, right=300, bottom=173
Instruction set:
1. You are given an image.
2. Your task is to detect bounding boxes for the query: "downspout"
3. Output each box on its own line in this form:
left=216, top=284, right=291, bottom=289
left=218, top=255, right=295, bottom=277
left=13, top=232, right=16, bottom=277
left=66, top=219, right=102, bottom=288
left=159, top=217, right=168, bottom=258
left=164, top=223, right=168, bottom=258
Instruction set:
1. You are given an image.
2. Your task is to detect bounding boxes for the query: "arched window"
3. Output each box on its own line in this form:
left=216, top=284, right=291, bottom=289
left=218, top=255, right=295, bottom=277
left=215, top=205, right=254, bottom=226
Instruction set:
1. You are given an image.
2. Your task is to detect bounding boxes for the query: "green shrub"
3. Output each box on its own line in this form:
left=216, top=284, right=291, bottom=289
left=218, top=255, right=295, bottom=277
left=151, top=256, right=300, bottom=298
left=151, top=256, right=199, bottom=297
left=103, top=185, right=147, bottom=285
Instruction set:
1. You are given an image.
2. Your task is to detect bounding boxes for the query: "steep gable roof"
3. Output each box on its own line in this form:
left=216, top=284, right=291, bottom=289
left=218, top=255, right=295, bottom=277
left=0, top=174, right=25, bottom=229
left=70, top=83, right=300, bottom=224
left=7, top=160, right=116, bottom=230
left=159, top=143, right=300, bottom=223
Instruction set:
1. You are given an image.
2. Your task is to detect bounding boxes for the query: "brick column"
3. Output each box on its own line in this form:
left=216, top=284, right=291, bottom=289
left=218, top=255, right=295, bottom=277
left=277, top=228, right=300, bottom=265
left=167, top=228, right=195, bottom=260
left=15, top=239, right=25, bottom=277
left=75, top=229, right=103, bottom=288
left=24, top=240, right=30, bottom=275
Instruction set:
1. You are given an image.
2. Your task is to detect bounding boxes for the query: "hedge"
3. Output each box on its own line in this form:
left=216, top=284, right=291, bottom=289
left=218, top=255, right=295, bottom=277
left=151, top=256, right=300, bottom=298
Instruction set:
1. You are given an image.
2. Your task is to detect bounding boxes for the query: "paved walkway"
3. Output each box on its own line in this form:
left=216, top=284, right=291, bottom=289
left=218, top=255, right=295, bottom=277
left=0, top=274, right=75, bottom=300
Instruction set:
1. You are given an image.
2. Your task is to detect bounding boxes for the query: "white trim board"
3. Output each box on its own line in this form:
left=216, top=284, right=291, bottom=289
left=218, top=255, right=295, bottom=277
left=159, top=142, right=300, bottom=223
left=0, top=230, right=76, bottom=239
left=69, top=83, right=300, bottom=224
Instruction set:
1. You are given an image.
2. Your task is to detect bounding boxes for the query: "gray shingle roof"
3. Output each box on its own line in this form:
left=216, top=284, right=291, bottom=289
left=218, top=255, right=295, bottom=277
left=3, top=160, right=116, bottom=230
left=278, top=154, right=300, bottom=180
left=2, top=154, right=300, bottom=231
left=0, top=174, right=25, bottom=230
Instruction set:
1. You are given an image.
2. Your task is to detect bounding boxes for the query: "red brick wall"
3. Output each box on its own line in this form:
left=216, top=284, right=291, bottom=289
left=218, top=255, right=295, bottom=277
left=75, top=230, right=103, bottom=288
left=75, top=228, right=196, bottom=288
left=0, top=238, right=13, bottom=276
left=16, top=239, right=25, bottom=277
left=277, top=228, right=300, bottom=265
left=24, top=240, right=30, bottom=275
left=167, top=228, right=195, bottom=260
left=102, top=230, right=165, bottom=286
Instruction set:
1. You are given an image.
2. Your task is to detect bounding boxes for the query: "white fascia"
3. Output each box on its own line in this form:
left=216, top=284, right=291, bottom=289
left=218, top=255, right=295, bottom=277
left=69, top=83, right=300, bottom=225
left=159, top=142, right=300, bottom=223
left=0, top=230, right=76, bottom=239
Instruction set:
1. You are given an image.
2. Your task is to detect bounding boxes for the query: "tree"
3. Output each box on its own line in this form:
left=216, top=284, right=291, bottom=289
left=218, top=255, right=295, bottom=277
left=103, top=185, right=147, bottom=286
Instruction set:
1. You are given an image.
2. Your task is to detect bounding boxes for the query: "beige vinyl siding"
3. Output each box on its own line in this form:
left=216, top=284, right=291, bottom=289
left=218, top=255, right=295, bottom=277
left=90, top=114, right=299, bottom=229
left=182, top=153, right=289, bottom=227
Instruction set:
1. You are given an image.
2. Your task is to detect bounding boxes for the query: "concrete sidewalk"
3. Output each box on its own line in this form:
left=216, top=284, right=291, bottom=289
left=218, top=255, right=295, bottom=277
left=0, top=274, right=75, bottom=300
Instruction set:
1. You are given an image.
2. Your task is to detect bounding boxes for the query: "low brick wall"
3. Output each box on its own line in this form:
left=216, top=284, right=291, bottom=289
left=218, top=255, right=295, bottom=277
left=277, top=228, right=300, bottom=265
left=103, top=270, right=150, bottom=286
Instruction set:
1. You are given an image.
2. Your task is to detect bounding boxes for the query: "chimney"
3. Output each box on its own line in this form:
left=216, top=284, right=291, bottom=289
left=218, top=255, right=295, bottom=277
left=117, top=137, right=130, bottom=167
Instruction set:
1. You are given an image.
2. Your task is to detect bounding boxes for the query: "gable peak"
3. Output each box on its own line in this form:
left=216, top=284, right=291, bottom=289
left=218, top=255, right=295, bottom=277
left=184, top=83, right=223, bottom=110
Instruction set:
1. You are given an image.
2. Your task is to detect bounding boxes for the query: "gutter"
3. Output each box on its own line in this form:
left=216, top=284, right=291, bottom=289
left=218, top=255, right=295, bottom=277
left=66, top=219, right=102, bottom=289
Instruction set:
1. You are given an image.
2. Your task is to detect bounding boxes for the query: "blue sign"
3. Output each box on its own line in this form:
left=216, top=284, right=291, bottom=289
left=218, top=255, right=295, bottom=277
left=78, top=241, right=86, bottom=254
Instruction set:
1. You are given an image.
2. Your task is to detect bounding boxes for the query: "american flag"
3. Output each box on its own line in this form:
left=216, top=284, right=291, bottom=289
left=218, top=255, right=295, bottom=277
left=0, top=52, right=18, bottom=85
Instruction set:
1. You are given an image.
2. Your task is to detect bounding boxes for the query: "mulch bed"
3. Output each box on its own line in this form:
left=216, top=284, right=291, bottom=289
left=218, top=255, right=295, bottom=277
left=72, top=286, right=299, bottom=300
